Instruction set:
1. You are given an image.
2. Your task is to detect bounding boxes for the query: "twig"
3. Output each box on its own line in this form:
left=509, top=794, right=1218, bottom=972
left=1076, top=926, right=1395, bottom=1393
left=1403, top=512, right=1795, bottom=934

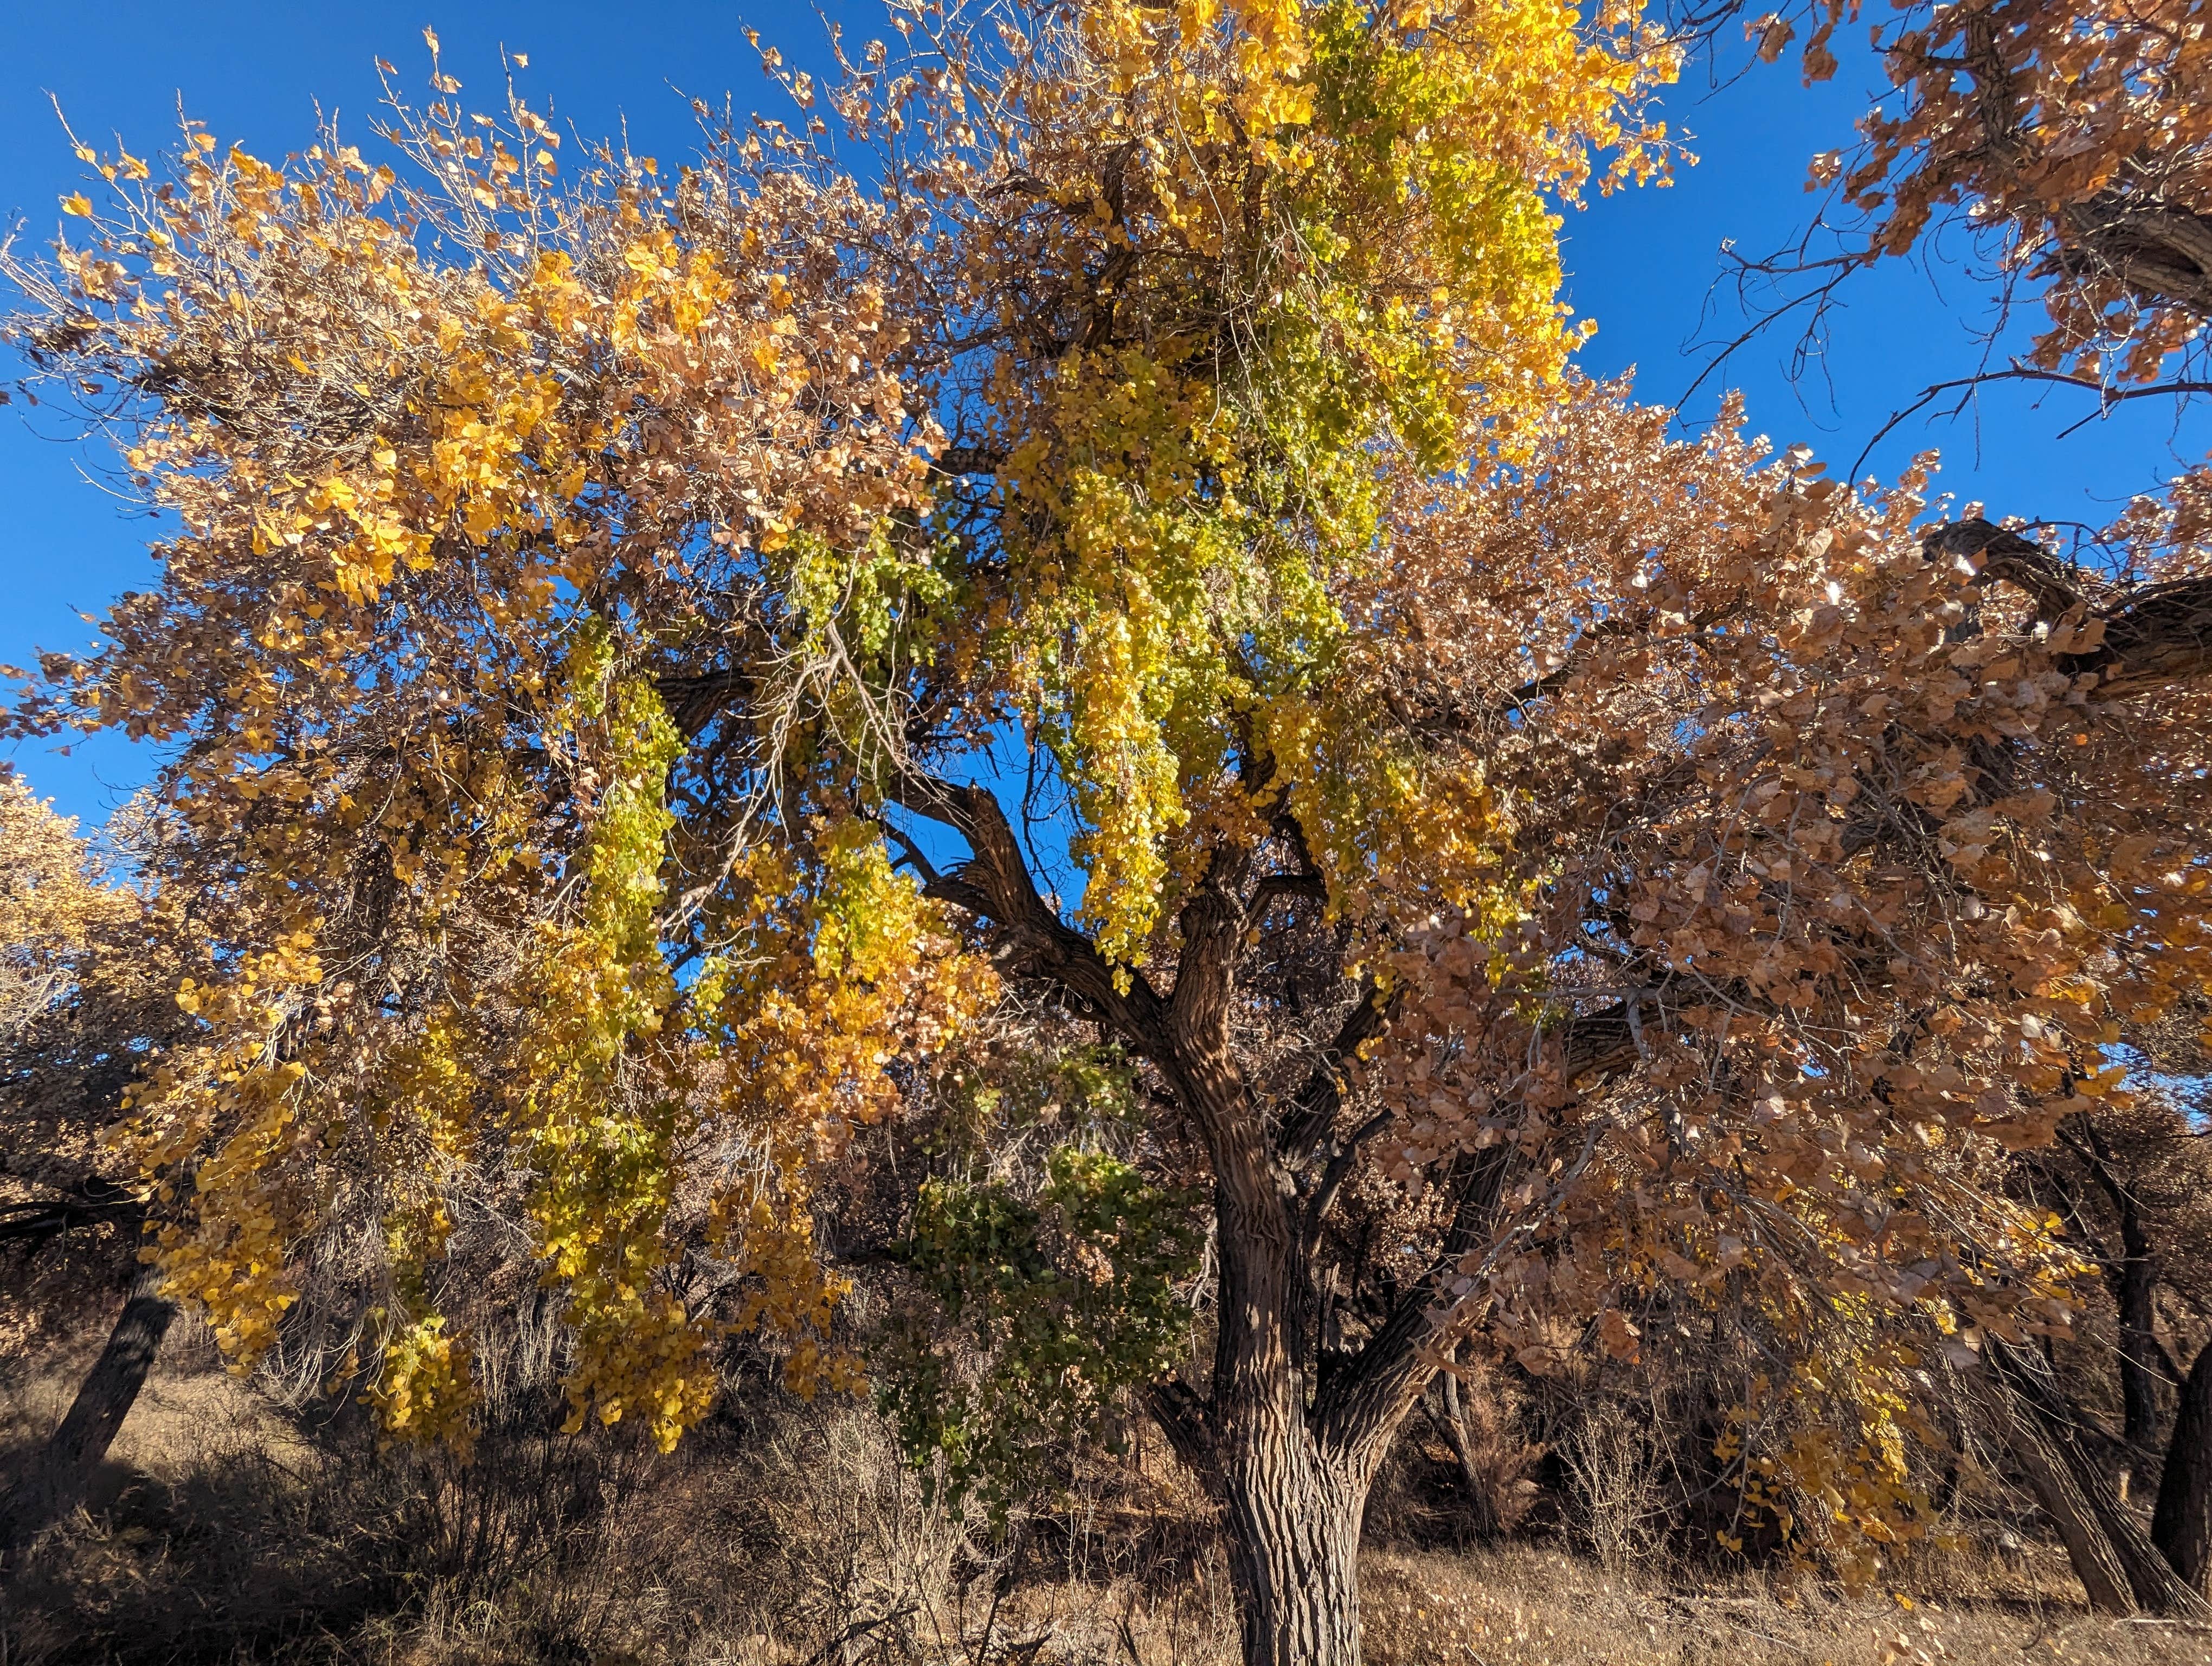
left=796, top=1605, right=916, bottom=1666
left=1850, top=366, right=2212, bottom=480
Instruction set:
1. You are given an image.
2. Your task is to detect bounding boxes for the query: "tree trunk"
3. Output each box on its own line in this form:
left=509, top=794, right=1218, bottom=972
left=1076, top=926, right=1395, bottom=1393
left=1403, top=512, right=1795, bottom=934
left=1217, top=1409, right=1367, bottom=1666
left=2115, top=1258, right=2165, bottom=1462
left=1, top=1261, right=176, bottom=1550
left=2067, top=1116, right=2166, bottom=1460
left=2153, top=1341, right=2212, bottom=1593
left=1999, top=1388, right=2138, bottom=1614
left=1437, top=1368, right=1495, bottom=1536
left=884, top=779, right=1443, bottom=1665
left=1988, top=1340, right=2212, bottom=1618
left=1197, top=1066, right=1372, bottom=1666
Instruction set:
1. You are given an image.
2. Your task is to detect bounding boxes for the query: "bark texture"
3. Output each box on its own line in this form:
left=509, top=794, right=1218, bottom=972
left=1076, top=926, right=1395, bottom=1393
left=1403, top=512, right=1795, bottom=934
left=1430, top=1366, right=1500, bottom=1539
left=1927, top=518, right=2212, bottom=691
left=1988, top=1341, right=2212, bottom=1618
left=2000, top=1396, right=2137, bottom=1615
left=1219, top=1419, right=1367, bottom=1666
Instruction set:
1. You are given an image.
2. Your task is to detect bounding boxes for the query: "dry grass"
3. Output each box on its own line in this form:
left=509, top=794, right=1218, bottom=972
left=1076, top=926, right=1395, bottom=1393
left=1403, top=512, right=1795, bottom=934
left=1359, top=1547, right=2212, bottom=1666
left=7, top=1328, right=2212, bottom=1665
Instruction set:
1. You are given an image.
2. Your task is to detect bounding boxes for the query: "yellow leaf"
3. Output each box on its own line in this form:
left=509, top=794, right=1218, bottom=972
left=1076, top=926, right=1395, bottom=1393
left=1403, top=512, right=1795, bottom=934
left=61, top=193, right=92, bottom=217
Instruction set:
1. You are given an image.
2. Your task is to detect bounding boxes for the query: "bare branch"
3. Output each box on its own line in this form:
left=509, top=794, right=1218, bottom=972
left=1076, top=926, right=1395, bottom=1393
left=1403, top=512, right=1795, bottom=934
left=1853, top=368, right=2212, bottom=482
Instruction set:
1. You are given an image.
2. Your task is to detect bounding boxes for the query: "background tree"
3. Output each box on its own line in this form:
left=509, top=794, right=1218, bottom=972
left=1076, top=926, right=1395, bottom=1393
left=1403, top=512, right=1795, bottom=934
left=2008, top=1081, right=2212, bottom=1600
left=1669, top=0, right=2212, bottom=1604
left=0, top=774, right=194, bottom=1543
left=1687, top=0, right=2212, bottom=451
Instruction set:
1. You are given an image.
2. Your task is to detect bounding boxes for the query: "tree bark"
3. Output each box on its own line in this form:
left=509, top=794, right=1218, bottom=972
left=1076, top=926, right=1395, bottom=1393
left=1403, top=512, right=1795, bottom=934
left=1997, top=1385, right=2138, bottom=1614
left=1930, top=519, right=2212, bottom=692
left=1183, top=1019, right=1373, bottom=1666
left=2153, top=1341, right=2212, bottom=1594
left=1, top=1261, right=176, bottom=1550
left=1216, top=1404, right=1367, bottom=1666
left=1433, top=1367, right=1496, bottom=1537
left=1988, top=1340, right=2212, bottom=1618
left=2114, top=1256, right=2165, bottom=1462
left=2066, top=1117, right=2167, bottom=1459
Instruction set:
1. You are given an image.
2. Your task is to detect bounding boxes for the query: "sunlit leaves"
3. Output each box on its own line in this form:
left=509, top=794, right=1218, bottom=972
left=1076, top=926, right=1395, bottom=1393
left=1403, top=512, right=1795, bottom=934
left=1801, top=0, right=2212, bottom=382
left=888, top=0, right=1674, bottom=966
left=14, top=11, right=2194, bottom=1561
left=1359, top=389, right=2204, bottom=1569
left=2, top=68, right=961, bottom=1450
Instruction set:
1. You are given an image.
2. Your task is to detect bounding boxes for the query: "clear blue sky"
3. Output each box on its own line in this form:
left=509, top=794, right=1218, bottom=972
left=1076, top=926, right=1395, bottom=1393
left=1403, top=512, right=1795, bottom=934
left=4, top=3, right=2205, bottom=825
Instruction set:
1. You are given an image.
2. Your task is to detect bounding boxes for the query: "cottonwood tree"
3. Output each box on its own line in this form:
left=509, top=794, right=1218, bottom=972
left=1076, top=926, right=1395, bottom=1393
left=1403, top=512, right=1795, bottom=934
left=1689, top=0, right=2212, bottom=442
left=1682, top=0, right=2212, bottom=1607
left=0, top=777, right=194, bottom=1544
left=2012, top=1079, right=2212, bottom=1604
left=6, top=2, right=2212, bottom=1659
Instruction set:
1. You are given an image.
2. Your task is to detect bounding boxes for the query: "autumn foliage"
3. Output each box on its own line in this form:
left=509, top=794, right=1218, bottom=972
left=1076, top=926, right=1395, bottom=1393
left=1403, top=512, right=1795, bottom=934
left=3, top=1, right=2211, bottom=1662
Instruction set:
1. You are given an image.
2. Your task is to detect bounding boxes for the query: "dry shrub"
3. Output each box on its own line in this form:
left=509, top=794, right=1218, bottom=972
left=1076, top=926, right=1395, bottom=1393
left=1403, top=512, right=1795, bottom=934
left=0, top=1385, right=655, bottom=1663
left=4, top=1311, right=2201, bottom=1665
left=1557, top=1400, right=1667, bottom=1578
left=0, top=1321, right=1246, bottom=1666
left=1523, top=1357, right=1721, bottom=1579
left=650, top=1380, right=1240, bottom=1665
left=1367, top=1361, right=1548, bottom=1549
left=1440, top=1363, right=1546, bottom=1540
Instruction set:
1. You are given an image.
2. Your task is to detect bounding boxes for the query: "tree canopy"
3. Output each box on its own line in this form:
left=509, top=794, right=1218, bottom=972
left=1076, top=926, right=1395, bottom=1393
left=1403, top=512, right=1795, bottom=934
left=4, top=1, right=2210, bottom=1661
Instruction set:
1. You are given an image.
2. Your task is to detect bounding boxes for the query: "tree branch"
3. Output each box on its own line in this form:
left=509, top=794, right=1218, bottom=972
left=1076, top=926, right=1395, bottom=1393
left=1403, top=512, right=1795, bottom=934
left=928, top=443, right=1007, bottom=478
left=1166, top=840, right=1257, bottom=1067
left=1922, top=518, right=2085, bottom=621
left=1243, top=871, right=1327, bottom=934
left=1275, top=985, right=1392, bottom=1161
left=1304, top=991, right=1654, bottom=1465
left=1306, top=1111, right=1392, bottom=1239
left=1922, top=518, right=2212, bottom=690
left=2085, top=574, right=2212, bottom=693
left=881, top=767, right=1174, bottom=1053
left=1854, top=369, right=2212, bottom=483
left=0, top=1174, right=145, bottom=1248
left=1144, top=1378, right=1216, bottom=1479
left=1310, top=1142, right=1515, bottom=1468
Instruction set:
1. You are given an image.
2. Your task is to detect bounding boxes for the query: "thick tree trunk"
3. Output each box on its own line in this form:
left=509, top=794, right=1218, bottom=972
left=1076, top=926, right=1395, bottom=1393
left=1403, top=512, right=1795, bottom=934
left=887, top=778, right=1464, bottom=1665
left=1169, top=1015, right=1395, bottom=1666
left=1195, top=1056, right=1371, bottom=1666
left=0, top=1261, right=176, bottom=1550
left=1217, top=1411, right=1366, bottom=1666
left=2153, top=1341, right=2212, bottom=1593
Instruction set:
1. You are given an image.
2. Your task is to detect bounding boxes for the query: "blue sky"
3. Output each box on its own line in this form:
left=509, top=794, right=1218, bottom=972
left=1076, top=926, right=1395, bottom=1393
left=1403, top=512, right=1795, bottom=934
left=3, top=3, right=2206, bottom=825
